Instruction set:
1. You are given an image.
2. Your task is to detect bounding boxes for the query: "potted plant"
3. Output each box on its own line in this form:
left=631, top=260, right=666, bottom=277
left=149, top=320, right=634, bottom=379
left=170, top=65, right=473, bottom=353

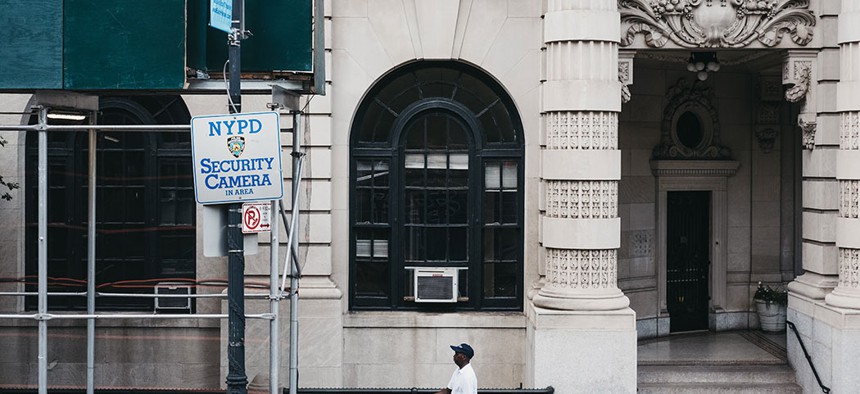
left=754, top=282, right=787, bottom=332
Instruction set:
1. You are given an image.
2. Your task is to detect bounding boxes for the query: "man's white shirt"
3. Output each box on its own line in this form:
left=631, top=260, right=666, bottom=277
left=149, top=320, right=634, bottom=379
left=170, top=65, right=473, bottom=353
left=446, top=363, right=477, bottom=394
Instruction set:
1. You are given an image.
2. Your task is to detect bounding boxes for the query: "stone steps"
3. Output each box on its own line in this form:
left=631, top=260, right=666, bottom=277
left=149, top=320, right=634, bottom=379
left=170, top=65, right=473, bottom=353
left=638, top=364, right=801, bottom=393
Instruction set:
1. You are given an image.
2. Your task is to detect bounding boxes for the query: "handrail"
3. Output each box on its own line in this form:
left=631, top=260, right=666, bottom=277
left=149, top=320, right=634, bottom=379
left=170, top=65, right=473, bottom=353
left=786, top=320, right=831, bottom=393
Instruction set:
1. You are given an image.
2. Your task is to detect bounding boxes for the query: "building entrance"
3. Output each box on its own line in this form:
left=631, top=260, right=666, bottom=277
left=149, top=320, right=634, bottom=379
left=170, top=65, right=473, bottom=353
left=667, top=191, right=710, bottom=332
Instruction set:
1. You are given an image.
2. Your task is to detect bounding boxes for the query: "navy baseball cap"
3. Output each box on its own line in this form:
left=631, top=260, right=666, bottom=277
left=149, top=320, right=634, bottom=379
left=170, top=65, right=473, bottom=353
left=450, top=343, right=474, bottom=358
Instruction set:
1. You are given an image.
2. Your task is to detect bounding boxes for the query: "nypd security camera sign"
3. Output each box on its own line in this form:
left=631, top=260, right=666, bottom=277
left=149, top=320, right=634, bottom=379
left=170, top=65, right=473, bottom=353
left=191, top=112, right=284, bottom=204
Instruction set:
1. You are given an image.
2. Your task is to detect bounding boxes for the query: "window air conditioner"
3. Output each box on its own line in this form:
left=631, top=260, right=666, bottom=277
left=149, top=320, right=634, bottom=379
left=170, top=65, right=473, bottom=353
left=154, top=282, right=192, bottom=313
left=414, top=268, right=458, bottom=303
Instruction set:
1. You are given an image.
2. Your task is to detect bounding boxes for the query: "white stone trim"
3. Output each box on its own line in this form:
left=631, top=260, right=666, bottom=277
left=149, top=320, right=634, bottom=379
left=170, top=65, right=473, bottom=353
left=837, top=218, right=860, bottom=248
left=541, top=217, right=621, bottom=249
left=542, top=80, right=622, bottom=112
left=654, top=169, right=731, bottom=321
left=544, top=10, right=620, bottom=43
left=541, top=150, right=621, bottom=180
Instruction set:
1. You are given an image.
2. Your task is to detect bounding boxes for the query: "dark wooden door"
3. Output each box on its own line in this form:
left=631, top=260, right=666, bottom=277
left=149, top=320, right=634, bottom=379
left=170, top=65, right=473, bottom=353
left=667, top=191, right=710, bottom=332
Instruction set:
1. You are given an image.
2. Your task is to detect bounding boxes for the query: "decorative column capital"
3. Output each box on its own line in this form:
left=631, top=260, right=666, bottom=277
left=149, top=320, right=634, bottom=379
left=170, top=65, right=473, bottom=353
left=619, top=50, right=635, bottom=103
left=799, top=114, right=817, bottom=150
left=783, top=50, right=817, bottom=103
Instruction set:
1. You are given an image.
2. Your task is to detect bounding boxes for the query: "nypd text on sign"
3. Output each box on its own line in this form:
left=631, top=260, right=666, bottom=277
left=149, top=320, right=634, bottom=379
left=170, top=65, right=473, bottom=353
left=191, top=112, right=283, bottom=204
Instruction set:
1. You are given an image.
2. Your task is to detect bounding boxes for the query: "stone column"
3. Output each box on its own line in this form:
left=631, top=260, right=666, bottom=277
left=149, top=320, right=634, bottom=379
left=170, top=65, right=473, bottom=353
left=526, top=1, right=636, bottom=392
left=533, top=1, right=630, bottom=313
left=785, top=50, right=841, bottom=300
left=825, top=8, right=860, bottom=309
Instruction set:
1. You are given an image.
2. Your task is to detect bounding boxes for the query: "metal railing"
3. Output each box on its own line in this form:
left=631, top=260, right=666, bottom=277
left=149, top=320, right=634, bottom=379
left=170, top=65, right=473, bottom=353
left=786, top=320, right=830, bottom=393
left=291, top=388, right=555, bottom=394
left=0, top=388, right=555, bottom=394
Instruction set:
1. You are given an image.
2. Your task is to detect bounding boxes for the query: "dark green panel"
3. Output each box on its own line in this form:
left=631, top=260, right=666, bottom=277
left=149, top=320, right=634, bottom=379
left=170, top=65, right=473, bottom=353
left=196, top=0, right=313, bottom=73
left=64, top=0, right=186, bottom=89
left=186, top=0, right=209, bottom=72
left=0, top=0, right=63, bottom=89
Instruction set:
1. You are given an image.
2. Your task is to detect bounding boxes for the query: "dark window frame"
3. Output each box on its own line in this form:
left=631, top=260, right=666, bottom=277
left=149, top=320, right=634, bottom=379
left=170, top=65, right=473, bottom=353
left=24, top=96, right=196, bottom=311
left=349, top=61, right=524, bottom=311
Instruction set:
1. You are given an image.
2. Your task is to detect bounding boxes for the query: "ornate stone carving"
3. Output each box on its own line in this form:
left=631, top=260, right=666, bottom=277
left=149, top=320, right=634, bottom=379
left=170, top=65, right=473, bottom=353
left=545, top=112, right=618, bottom=150
left=757, top=102, right=780, bottom=124
left=621, top=77, right=632, bottom=104
left=630, top=230, right=653, bottom=258
left=545, top=248, right=617, bottom=290
left=785, top=61, right=811, bottom=102
left=652, top=79, right=732, bottom=159
left=840, top=181, right=860, bottom=219
left=838, top=248, right=860, bottom=289
left=619, top=0, right=815, bottom=48
left=755, top=127, right=777, bottom=153
left=799, top=116, right=816, bottom=150
left=619, top=54, right=635, bottom=103
left=545, top=181, right=617, bottom=219
left=841, top=111, right=860, bottom=150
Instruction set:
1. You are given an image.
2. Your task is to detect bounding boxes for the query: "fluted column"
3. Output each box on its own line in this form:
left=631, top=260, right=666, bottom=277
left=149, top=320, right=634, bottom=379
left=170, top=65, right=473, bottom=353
left=826, top=7, right=860, bottom=308
left=534, top=0, right=629, bottom=311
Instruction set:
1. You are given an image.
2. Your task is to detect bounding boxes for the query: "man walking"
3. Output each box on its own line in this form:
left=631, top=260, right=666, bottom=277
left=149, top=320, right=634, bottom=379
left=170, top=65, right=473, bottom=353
left=435, top=343, right=477, bottom=394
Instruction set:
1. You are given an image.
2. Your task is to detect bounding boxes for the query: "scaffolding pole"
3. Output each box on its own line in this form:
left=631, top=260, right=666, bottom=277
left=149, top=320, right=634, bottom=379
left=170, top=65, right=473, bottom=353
left=86, top=109, right=97, bottom=394
left=36, top=106, right=48, bottom=394
left=289, top=111, right=303, bottom=394
left=1, top=108, right=303, bottom=394
left=270, top=199, right=280, bottom=394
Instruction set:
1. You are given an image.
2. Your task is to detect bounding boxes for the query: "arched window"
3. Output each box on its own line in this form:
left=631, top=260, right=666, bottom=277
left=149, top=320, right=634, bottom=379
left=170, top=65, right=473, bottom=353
left=350, top=61, right=524, bottom=310
left=25, top=96, right=195, bottom=311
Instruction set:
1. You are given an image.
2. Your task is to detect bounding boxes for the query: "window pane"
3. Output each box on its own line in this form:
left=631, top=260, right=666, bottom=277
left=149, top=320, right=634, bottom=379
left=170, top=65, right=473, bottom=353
left=426, top=227, right=446, bottom=261
left=484, top=262, right=517, bottom=298
left=405, top=190, right=425, bottom=224
left=426, top=191, right=447, bottom=224
left=449, top=191, right=468, bottom=224
left=502, top=161, right=517, bottom=189
left=450, top=227, right=467, bottom=261
left=355, top=260, right=389, bottom=297
left=403, top=226, right=425, bottom=262
left=501, top=191, right=517, bottom=224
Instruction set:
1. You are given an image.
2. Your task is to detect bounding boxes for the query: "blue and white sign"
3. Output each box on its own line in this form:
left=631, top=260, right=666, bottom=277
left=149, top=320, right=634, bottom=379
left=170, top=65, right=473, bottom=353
left=209, top=0, right=233, bottom=34
left=191, top=112, right=283, bottom=204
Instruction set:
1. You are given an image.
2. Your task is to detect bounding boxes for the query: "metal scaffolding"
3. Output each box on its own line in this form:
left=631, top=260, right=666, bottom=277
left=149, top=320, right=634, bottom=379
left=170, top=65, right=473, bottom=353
left=0, top=106, right=305, bottom=394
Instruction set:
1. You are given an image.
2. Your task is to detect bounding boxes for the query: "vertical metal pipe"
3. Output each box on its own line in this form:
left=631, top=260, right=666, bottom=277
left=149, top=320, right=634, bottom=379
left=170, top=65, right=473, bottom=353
left=269, top=199, right=279, bottom=394
left=86, top=116, right=97, bottom=394
left=288, top=112, right=301, bottom=394
left=37, top=107, right=48, bottom=394
left=225, top=1, right=247, bottom=392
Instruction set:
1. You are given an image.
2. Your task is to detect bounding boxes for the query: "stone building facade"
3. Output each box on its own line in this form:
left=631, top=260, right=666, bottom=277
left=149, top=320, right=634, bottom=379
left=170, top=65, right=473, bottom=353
left=0, top=0, right=858, bottom=393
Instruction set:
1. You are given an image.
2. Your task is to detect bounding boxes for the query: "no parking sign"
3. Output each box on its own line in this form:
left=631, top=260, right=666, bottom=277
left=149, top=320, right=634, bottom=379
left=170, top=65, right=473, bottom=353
left=242, top=202, right=272, bottom=233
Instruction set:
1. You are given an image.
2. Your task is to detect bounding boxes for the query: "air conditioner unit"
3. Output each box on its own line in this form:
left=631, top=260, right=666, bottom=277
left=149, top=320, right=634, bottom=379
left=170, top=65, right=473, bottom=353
left=154, top=282, right=192, bottom=313
left=414, top=268, right=458, bottom=303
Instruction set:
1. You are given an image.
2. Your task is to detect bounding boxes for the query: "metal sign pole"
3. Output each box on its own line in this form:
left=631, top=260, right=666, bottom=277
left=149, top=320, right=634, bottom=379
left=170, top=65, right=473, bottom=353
left=225, top=0, right=247, bottom=392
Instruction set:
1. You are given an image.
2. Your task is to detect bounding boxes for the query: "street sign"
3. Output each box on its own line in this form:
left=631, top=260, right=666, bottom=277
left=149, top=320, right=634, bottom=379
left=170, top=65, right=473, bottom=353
left=209, top=0, right=232, bottom=34
left=191, top=111, right=283, bottom=204
left=242, top=202, right=272, bottom=233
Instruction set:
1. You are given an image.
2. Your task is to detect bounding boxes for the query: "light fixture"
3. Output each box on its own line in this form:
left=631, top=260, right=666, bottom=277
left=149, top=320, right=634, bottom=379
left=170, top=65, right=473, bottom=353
left=687, top=52, right=720, bottom=81
left=46, top=110, right=87, bottom=121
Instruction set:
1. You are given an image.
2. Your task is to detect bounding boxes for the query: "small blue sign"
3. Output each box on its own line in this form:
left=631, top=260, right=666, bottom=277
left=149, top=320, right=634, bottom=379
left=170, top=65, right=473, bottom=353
left=210, top=0, right=233, bottom=34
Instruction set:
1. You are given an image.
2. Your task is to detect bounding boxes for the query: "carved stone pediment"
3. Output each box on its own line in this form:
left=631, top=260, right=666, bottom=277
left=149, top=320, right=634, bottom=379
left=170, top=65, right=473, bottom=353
left=652, top=79, right=732, bottom=160
left=620, top=0, right=816, bottom=48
